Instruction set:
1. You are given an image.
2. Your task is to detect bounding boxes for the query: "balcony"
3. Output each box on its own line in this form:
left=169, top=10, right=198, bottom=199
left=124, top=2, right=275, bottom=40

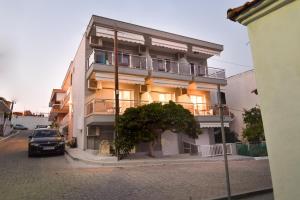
left=85, top=98, right=231, bottom=125
left=60, top=113, right=69, bottom=128
left=60, top=88, right=70, bottom=110
left=87, top=49, right=226, bottom=82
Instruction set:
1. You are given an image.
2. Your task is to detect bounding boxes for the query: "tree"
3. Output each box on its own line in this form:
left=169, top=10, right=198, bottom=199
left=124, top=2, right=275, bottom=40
left=116, top=101, right=201, bottom=157
left=214, top=127, right=239, bottom=143
left=242, top=106, right=265, bottom=143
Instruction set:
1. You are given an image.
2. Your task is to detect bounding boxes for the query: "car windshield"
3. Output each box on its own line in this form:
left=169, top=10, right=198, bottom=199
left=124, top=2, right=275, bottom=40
left=33, top=130, right=60, bottom=138
left=36, top=125, right=48, bottom=128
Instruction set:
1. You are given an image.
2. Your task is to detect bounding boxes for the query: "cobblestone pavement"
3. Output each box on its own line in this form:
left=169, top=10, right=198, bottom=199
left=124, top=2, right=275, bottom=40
left=0, top=131, right=273, bottom=200
left=240, top=192, right=274, bottom=200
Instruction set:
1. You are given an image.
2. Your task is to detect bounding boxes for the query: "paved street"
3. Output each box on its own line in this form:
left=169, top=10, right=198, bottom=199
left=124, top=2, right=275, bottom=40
left=0, top=131, right=273, bottom=200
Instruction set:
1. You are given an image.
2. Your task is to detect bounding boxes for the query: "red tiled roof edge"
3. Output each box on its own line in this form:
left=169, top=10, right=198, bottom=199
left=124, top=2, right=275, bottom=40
left=227, top=0, right=264, bottom=21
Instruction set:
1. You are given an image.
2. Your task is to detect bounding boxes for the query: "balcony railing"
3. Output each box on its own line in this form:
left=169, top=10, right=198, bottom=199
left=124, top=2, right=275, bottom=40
left=88, top=49, right=226, bottom=79
left=86, top=99, right=229, bottom=116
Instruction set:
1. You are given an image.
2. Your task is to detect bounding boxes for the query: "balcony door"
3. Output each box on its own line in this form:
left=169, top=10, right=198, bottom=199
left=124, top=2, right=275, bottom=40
left=190, top=95, right=206, bottom=115
left=119, top=90, right=133, bottom=113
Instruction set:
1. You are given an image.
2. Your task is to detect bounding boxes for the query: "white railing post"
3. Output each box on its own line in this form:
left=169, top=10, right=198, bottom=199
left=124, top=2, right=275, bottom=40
left=129, top=54, right=133, bottom=68
left=177, top=62, right=180, bottom=74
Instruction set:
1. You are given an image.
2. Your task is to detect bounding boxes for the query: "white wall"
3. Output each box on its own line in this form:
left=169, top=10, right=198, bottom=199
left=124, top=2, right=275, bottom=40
left=195, top=128, right=215, bottom=145
left=161, top=130, right=179, bottom=155
left=71, top=36, right=87, bottom=150
left=11, top=116, right=51, bottom=130
left=225, top=70, right=260, bottom=140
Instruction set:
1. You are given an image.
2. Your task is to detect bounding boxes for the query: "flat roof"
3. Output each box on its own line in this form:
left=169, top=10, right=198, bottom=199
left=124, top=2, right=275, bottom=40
left=86, top=15, right=223, bottom=52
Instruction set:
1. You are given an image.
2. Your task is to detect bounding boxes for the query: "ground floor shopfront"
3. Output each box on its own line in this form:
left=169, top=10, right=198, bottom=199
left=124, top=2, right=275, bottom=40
left=85, top=124, right=224, bottom=156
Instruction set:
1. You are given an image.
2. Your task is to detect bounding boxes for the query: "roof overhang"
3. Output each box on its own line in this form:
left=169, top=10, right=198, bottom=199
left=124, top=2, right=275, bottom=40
left=227, top=0, right=295, bottom=25
left=49, top=89, right=65, bottom=107
left=86, top=15, right=223, bottom=53
left=0, top=100, right=11, bottom=113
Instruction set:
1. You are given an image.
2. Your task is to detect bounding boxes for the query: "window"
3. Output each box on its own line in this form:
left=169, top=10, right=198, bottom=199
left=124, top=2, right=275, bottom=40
left=95, top=51, right=106, bottom=64
left=159, top=93, right=172, bottom=103
left=165, top=59, right=171, bottom=72
left=220, top=92, right=226, bottom=104
left=190, top=63, right=195, bottom=75
left=190, top=95, right=207, bottom=115
left=157, top=59, right=165, bottom=72
left=119, top=90, right=133, bottom=113
left=118, top=53, right=130, bottom=66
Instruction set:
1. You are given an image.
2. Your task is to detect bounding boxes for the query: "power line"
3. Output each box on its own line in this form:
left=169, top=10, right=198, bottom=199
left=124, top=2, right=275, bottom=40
left=210, top=58, right=252, bottom=68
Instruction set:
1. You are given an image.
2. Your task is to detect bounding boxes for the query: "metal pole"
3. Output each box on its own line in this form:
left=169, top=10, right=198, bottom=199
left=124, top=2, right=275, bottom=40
left=217, top=84, right=231, bottom=199
left=114, top=30, right=120, bottom=160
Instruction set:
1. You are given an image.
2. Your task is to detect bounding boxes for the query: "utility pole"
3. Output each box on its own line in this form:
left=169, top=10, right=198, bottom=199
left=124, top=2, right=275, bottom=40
left=9, top=100, right=15, bottom=121
left=217, top=84, right=231, bottom=200
left=114, top=30, right=120, bottom=160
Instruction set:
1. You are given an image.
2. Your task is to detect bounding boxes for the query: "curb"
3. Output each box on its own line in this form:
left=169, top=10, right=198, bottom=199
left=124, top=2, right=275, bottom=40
left=65, top=150, right=255, bottom=168
left=0, top=131, right=20, bottom=143
left=210, top=187, right=273, bottom=200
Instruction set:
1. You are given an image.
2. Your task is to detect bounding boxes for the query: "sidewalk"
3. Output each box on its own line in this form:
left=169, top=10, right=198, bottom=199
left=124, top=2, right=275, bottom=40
left=65, top=147, right=256, bottom=167
left=0, top=130, right=20, bottom=143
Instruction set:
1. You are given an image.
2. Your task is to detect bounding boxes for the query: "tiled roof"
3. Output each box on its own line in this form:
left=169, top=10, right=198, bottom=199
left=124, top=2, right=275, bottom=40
left=227, top=0, right=264, bottom=21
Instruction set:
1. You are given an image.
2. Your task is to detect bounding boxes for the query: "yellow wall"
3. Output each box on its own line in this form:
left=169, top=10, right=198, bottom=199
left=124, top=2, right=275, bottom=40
left=247, top=1, right=300, bottom=199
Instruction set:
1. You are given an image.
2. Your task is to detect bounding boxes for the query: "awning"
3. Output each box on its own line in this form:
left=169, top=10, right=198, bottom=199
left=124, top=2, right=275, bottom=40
left=96, top=26, right=145, bottom=44
left=152, top=78, right=189, bottom=88
left=95, top=72, right=145, bottom=84
left=200, top=122, right=230, bottom=128
left=196, top=83, right=226, bottom=91
left=192, top=46, right=220, bottom=56
left=151, top=37, right=188, bottom=51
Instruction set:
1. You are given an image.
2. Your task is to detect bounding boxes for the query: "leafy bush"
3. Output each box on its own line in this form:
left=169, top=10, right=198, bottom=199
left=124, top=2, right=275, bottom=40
left=116, top=101, right=201, bottom=158
left=243, top=106, right=265, bottom=142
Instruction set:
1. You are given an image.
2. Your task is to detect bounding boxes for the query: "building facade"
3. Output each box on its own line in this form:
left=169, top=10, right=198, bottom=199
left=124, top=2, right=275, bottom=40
left=228, top=0, right=300, bottom=199
left=0, top=97, right=12, bottom=136
left=225, top=70, right=259, bottom=140
left=49, top=16, right=232, bottom=156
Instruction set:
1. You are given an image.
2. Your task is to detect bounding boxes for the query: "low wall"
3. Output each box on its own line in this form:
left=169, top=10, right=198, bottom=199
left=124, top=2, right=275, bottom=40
left=11, top=116, right=51, bottom=130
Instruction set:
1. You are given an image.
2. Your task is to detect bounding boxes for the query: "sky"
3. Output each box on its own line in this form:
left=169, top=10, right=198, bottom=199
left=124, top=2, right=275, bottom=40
left=0, top=0, right=252, bottom=113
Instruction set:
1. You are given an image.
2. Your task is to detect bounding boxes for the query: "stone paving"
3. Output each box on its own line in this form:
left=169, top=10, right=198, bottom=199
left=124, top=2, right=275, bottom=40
left=0, top=131, right=273, bottom=200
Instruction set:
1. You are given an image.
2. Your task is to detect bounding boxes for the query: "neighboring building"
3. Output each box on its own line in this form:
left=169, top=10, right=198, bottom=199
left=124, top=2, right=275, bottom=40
left=225, top=70, right=259, bottom=140
left=0, top=97, right=12, bottom=136
left=228, top=0, right=300, bottom=199
left=49, top=15, right=232, bottom=156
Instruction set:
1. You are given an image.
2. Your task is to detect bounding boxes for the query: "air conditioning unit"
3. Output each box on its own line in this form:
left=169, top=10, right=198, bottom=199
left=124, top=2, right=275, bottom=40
left=88, top=79, right=101, bottom=90
left=179, top=88, right=188, bottom=96
left=89, top=36, right=103, bottom=47
left=139, top=84, right=148, bottom=93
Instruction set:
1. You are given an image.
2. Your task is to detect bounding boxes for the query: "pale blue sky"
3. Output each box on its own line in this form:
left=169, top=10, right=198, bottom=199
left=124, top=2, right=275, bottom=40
left=0, top=0, right=251, bottom=113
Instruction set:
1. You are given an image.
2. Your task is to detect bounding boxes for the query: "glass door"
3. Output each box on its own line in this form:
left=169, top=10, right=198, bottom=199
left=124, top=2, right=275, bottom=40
left=190, top=95, right=206, bottom=115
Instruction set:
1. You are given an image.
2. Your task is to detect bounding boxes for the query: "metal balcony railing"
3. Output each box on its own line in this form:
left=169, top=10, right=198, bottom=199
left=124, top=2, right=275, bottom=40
left=86, top=99, right=230, bottom=116
left=88, top=49, right=226, bottom=79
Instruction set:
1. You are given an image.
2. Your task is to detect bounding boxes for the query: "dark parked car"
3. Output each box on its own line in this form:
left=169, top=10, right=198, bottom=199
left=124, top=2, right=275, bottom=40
left=14, top=124, right=28, bottom=130
left=28, top=129, right=65, bottom=157
left=35, top=125, right=50, bottom=129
